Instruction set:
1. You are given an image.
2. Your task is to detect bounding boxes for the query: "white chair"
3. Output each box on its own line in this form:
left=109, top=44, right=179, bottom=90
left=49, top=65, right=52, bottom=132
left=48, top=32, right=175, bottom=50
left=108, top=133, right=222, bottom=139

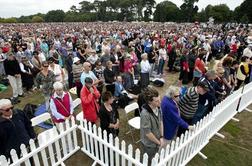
left=31, top=112, right=51, bottom=127
left=124, top=102, right=141, bottom=143
left=73, top=98, right=81, bottom=110
left=31, top=113, right=59, bottom=145
left=76, top=112, right=83, bottom=121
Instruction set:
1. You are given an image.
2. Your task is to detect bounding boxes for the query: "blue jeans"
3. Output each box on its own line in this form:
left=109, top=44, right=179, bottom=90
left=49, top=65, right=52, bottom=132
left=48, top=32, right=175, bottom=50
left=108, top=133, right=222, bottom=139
left=157, top=59, right=165, bottom=75
left=192, top=103, right=208, bottom=124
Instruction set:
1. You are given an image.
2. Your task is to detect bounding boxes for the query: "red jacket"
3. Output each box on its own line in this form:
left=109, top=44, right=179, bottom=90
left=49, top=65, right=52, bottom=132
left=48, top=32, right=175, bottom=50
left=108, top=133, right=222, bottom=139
left=80, top=86, right=100, bottom=123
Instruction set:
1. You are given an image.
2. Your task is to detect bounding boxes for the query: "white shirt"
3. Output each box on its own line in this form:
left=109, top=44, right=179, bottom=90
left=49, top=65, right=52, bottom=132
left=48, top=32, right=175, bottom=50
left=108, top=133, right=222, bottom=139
left=159, top=48, right=167, bottom=61
left=49, top=64, right=63, bottom=82
left=87, top=54, right=99, bottom=65
left=140, top=60, right=151, bottom=73
left=19, top=62, right=33, bottom=73
left=50, top=92, right=74, bottom=120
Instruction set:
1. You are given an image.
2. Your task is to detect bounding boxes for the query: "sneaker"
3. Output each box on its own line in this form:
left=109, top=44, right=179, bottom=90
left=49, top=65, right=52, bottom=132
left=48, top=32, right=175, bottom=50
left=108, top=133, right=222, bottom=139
left=18, top=94, right=25, bottom=97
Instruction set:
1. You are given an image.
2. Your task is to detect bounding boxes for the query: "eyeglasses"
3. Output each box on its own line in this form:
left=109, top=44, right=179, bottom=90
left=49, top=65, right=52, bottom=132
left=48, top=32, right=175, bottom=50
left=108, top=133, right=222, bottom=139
left=0, top=106, right=14, bottom=112
left=43, top=65, right=49, bottom=67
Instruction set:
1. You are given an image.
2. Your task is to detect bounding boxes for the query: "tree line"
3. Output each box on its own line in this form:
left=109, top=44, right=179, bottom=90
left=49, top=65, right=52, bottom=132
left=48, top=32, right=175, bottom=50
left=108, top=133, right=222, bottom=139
left=0, top=0, right=251, bottom=23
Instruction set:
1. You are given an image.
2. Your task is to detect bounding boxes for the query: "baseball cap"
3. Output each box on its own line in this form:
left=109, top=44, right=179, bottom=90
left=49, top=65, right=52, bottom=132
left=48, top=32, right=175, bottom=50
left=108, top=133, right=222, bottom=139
left=197, top=80, right=210, bottom=92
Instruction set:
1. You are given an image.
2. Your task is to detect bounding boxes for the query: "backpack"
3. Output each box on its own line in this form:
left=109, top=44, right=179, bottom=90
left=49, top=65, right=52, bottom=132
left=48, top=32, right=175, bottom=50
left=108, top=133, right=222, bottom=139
left=23, top=104, right=37, bottom=120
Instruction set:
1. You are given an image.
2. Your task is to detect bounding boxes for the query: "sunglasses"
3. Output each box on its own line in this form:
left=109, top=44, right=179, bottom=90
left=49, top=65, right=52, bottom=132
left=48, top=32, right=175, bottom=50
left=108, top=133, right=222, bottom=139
left=0, top=106, right=14, bottom=112
left=43, top=65, right=49, bottom=67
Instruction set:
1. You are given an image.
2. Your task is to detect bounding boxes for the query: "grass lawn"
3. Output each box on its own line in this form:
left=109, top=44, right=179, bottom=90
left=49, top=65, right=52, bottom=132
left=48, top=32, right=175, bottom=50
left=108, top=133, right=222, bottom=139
left=1, top=65, right=251, bottom=166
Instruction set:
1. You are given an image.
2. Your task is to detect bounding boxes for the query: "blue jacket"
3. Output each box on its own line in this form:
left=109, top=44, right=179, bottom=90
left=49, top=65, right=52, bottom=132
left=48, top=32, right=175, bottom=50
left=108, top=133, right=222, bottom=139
left=161, top=96, right=188, bottom=140
left=114, top=81, right=124, bottom=97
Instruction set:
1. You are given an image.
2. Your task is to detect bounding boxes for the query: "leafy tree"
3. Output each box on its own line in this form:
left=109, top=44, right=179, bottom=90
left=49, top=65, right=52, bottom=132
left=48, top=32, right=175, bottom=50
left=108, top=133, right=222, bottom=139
left=238, top=0, right=252, bottom=23
left=180, top=0, right=199, bottom=22
left=32, top=16, right=44, bottom=23
left=17, top=15, right=32, bottom=23
left=204, top=4, right=231, bottom=23
left=2, top=18, right=17, bottom=23
left=79, top=1, right=94, bottom=13
left=44, top=10, right=65, bottom=22
left=143, top=0, right=156, bottom=21
left=153, top=1, right=180, bottom=22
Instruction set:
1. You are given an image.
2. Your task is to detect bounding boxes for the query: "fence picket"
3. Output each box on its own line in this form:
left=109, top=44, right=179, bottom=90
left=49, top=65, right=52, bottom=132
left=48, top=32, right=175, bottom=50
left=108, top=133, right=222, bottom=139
left=142, top=153, right=148, bottom=166
left=109, top=134, right=114, bottom=166
left=89, top=122, right=95, bottom=156
left=84, top=120, right=90, bottom=153
left=135, top=149, right=141, bottom=166
left=177, top=134, right=184, bottom=165
left=29, top=139, right=40, bottom=166
left=71, top=117, right=78, bottom=149
left=93, top=125, right=99, bottom=161
left=38, top=135, right=49, bottom=166
left=121, top=141, right=126, bottom=166
left=127, top=144, right=133, bottom=166
left=20, top=144, right=31, bottom=166
left=66, top=119, right=73, bottom=152
left=46, top=134, right=56, bottom=165
left=0, top=155, right=9, bottom=166
left=174, top=137, right=180, bottom=166
left=98, top=128, right=104, bottom=162
left=103, top=130, right=109, bottom=165
left=59, top=123, right=67, bottom=156
left=115, top=137, right=120, bottom=166
left=10, top=149, right=20, bottom=166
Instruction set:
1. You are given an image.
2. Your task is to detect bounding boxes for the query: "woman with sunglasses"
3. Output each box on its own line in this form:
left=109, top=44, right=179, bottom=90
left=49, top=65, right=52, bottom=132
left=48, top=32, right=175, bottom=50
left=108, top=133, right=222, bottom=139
left=0, top=99, right=36, bottom=160
left=161, top=86, right=194, bottom=148
left=34, top=61, right=56, bottom=111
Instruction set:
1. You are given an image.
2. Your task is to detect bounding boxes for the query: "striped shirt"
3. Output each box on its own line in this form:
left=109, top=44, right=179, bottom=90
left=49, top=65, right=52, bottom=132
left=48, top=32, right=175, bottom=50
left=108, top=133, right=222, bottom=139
left=178, top=87, right=199, bottom=119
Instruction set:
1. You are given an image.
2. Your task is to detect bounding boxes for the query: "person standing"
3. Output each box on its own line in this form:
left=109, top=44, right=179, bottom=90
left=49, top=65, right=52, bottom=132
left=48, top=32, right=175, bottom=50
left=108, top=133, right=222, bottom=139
left=80, top=77, right=100, bottom=125
left=19, top=56, right=34, bottom=93
left=34, top=61, right=55, bottom=111
left=4, top=53, right=24, bottom=104
left=140, top=53, right=151, bottom=88
left=72, top=57, right=83, bottom=98
left=0, top=99, right=36, bottom=159
left=99, top=91, right=119, bottom=138
left=103, top=61, right=116, bottom=94
left=161, top=86, right=194, bottom=146
left=50, top=82, right=74, bottom=127
left=140, top=87, right=163, bottom=164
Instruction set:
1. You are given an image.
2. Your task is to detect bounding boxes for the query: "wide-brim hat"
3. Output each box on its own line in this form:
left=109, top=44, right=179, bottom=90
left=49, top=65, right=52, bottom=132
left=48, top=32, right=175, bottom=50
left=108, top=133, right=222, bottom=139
left=73, top=57, right=80, bottom=64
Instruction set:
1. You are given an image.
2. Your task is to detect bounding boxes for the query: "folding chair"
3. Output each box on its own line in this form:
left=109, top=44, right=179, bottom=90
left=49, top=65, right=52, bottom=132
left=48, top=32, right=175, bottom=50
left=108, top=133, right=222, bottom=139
left=31, top=112, right=59, bottom=146
left=124, top=102, right=141, bottom=143
left=73, top=98, right=81, bottom=110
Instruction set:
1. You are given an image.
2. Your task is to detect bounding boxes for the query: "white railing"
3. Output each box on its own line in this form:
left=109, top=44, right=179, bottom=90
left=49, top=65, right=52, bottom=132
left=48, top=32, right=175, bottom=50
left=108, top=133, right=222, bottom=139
left=0, top=117, right=80, bottom=166
left=151, top=82, right=252, bottom=166
left=1, top=82, right=252, bottom=166
left=78, top=119, right=148, bottom=166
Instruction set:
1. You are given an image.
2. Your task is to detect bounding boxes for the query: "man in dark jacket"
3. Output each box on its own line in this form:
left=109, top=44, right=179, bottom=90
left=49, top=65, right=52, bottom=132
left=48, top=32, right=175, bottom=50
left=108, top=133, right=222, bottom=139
left=0, top=99, right=36, bottom=159
left=3, top=53, right=23, bottom=104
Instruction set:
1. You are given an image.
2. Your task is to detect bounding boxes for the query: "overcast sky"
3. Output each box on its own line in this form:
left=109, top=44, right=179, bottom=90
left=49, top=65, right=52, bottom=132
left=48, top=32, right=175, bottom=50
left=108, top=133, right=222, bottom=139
left=0, top=0, right=243, bottom=18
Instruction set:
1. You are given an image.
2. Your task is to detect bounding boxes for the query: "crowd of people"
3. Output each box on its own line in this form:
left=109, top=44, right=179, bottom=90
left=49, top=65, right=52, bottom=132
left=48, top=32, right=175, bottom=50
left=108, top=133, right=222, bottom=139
left=0, top=22, right=252, bottom=163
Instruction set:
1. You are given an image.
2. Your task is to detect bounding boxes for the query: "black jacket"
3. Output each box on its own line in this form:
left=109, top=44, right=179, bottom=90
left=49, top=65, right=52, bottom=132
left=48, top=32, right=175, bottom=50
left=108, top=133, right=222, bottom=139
left=104, top=67, right=115, bottom=84
left=3, top=58, right=21, bottom=76
left=0, top=109, right=36, bottom=158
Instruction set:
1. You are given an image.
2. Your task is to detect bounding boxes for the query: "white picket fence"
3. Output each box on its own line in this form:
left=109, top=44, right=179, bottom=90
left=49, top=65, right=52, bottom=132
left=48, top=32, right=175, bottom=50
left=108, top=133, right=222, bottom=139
left=0, top=117, right=80, bottom=166
left=1, top=82, right=252, bottom=166
left=78, top=120, right=148, bottom=166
